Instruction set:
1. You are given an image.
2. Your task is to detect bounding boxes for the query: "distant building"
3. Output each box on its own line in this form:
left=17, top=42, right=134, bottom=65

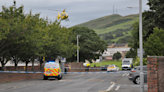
left=102, top=43, right=130, bottom=60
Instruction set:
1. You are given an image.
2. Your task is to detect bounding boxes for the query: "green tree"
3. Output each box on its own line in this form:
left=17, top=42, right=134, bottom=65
left=113, top=51, right=122, bottom=61
left=144, top=28, right=164, bottom=56
left=147, top=0, right=164, bottom=30
left=128, top=0, right=164, bottom=58
left=125, top=49, right=136, bottom=58
left=67, top=27, right=107, bottom=62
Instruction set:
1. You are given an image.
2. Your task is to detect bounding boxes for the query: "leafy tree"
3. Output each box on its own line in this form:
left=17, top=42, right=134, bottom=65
left=115, top=32, right=124, bottom=37
left=125, top=48, right=136, bottom=58
left=128, top=0, right=164, bottom=58
left=0, top=5, right=29, bottom=70
left=113, top=51, right=122, bottom=61
left=0, top=1, right=79, bottom=71
left=144, top=28, right=164, bottom=56
left=147, top=0, right=164, bottom=30
left=105, top=34, right=114, bottom=40
left=67, top=27, right=107, bottom=62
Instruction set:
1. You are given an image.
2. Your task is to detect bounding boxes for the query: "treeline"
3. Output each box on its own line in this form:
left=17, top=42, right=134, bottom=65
left=0, top=3, right=107, bottom=71
left=99, top=27, right=132, bottom=43
left=99, top=18, right=132, bottom=29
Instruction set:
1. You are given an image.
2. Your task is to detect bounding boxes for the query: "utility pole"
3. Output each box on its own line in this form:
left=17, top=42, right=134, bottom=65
left=77, top=35, right=81, bottom=63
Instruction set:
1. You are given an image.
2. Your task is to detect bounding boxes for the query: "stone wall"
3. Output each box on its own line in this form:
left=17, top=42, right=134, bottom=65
left=68, top=62, right=85, bottom=72
left=0, top=73, right=43, bottom=83
left=5, top=65, right=44, bottom=71
left=147, top=56, right=164, bottom=92
left=89, top=67, right=101, bottom=72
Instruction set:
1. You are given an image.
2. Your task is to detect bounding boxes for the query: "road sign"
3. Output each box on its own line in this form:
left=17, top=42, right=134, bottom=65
left=137, top=48, right=145, bottom=57
left=99, top=56, right=102, bottom=61
left=62, top=58, right=66, bottom=62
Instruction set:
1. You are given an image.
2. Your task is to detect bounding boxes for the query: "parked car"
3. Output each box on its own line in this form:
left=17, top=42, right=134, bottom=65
left=101, top=65, right=108, bottom=71
left=129, top=65, right=147, bottom=84
left=107, top=64, right=119, bottom=72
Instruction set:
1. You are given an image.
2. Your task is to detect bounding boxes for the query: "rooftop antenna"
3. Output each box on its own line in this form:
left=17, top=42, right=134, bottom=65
left=113, top=5, right=114, bottom=14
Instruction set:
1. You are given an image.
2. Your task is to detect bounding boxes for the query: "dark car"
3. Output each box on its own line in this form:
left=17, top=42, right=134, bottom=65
left=129, top=65, right=147, bottom=84
left=101, top=65, right=108, bottom=71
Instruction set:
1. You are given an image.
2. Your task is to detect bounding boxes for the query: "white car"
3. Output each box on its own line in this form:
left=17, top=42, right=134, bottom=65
left=107, top=64, right=119, bottom=72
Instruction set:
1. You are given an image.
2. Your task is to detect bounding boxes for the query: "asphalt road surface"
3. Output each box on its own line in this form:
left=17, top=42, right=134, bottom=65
left=0, top=72, right=147, bottom=92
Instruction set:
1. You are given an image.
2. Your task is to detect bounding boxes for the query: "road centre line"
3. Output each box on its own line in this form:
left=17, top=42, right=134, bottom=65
left=106, top=83, right=115, bottom=91
left=115, top=85, right=120, bottom=90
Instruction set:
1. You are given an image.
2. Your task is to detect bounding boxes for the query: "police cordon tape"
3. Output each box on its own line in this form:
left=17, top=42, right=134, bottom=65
left=65, top=67, right=132, bottom=69
left=66, top=68, right=107, bottom=69
left=0, top=71, right=130, bottom=74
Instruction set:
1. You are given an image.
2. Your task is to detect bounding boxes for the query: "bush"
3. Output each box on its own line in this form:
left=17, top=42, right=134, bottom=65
left=133, top=56, right=147, bottom=66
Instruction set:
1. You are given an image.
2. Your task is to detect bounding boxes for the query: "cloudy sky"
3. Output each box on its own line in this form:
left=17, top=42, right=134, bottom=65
left=0, top=0, right=150, bottom=27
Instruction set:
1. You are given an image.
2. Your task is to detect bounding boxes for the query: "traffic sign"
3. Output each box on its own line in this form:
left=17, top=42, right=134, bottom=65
left=99, top=56, right=102, bottom=61
left=137, top=48, right=145, bottom=57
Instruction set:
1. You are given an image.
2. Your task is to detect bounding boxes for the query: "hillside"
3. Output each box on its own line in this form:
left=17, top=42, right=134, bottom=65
left=74, top=14, right=139, bottom=43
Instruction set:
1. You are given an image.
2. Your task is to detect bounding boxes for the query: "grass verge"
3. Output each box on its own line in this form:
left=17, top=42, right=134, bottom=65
left=90, top=60, right=122, bottom=70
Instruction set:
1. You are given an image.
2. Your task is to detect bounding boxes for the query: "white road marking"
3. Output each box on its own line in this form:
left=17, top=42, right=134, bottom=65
left=115, top=85, right=120, bottom=90
left=59, top=80, right=66, bottom=82
left=106, top=83, right=115, bottom=91
left=122, top=73, right=126, bottom=76
left=126, top=73, right=129, bottom=76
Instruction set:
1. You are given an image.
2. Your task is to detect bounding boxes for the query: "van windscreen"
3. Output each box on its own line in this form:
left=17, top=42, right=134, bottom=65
left=45, top=63, right=59, bottom=68
left=123, top=61, right=130, bottom=65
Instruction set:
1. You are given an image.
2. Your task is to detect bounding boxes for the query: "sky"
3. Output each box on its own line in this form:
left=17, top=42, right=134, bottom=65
left=0, top=0, right=150, bottom=28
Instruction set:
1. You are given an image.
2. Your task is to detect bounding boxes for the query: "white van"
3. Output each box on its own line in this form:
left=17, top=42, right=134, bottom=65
left=122, top=58, right=133, bottom=70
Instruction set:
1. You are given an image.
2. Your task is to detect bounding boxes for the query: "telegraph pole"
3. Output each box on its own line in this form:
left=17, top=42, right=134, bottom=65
left=77, top=35, right=81, bottom=63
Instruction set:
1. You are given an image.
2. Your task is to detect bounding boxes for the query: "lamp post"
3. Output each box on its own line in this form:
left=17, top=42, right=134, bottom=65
left=77, top=35, right=81, bottom=63
left=127, top=0, right=144, bottom=92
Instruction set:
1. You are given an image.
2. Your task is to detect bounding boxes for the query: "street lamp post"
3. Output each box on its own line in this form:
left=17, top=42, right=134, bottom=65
left=127, top=0, right=144, bottom=92
left=77, top=35, right=81, bottom=63
left=139, top=0, right=144, bottom=92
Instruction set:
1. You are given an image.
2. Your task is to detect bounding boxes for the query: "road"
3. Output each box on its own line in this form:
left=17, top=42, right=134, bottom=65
left=0, top=72, right=147, bottom=92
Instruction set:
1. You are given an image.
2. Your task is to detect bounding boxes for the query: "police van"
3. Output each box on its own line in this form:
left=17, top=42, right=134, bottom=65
left=43, top=61, right=62, bottom=80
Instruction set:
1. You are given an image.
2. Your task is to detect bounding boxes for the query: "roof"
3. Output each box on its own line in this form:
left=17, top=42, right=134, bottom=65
left=108, top=43, right=113, bottom=46
left=113, top=43, right=128, bottom=47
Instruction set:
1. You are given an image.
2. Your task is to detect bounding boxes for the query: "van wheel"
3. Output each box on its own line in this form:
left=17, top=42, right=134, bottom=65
left=43, top=75, right=48, bottom=80
left=58, top=75, right=62, bottom=80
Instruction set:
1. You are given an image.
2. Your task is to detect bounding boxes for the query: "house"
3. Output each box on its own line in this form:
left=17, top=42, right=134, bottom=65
left=0, top=59, right=40, bottom=71
left=102, top=43, right=130, bottom=60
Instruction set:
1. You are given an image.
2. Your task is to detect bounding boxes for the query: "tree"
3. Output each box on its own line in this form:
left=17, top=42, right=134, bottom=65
left=67, top=27, right=107, bottom=62
left=144, top=28, right=164, bottom=56
left=125, top=48, right=136, bottom=58
left=0, top=2, right=77, bottom=71
left=147, top=0, right=164, bottom=30
left=128, top=0, right=164, bottom=58
left=113, top=51, right=122, bottom=61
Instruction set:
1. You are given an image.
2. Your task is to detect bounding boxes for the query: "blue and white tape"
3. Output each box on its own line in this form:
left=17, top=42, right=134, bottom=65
left=65, top=68, right=106, bottom=69
left=0, top=71, right=130, bottom=74
left=65, top=68, right=132, bottom=69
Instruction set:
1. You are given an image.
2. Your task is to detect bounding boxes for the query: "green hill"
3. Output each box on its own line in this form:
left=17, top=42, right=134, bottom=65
left=74, top=14, right=139, bottom=43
